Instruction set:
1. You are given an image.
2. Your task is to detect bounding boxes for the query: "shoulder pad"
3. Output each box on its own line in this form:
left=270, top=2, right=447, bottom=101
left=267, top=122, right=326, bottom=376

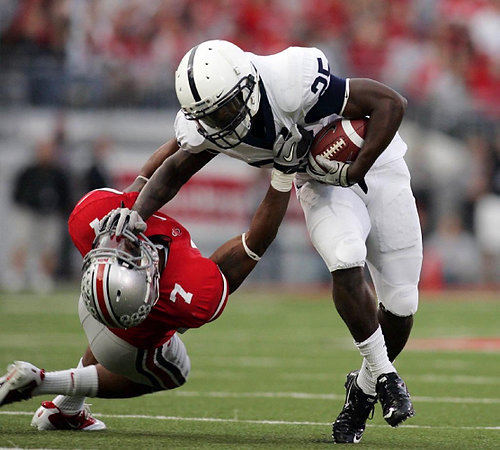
left=260, top=47, right=329, bottom=115
left=266, top=48, right=305, bottom=113
left=174, top=110, right=218, bottom=154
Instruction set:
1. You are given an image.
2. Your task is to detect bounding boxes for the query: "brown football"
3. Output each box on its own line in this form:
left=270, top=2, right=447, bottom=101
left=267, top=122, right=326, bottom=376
left=309, top=118, right=368, bottom=170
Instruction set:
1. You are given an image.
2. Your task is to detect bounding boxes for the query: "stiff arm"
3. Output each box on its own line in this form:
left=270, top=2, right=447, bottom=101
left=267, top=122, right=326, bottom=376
left=132, top=140, right=217, bottom=221
left=124, top=139, right=181, bottom=193
left=122, top=138, right=291, bottom=294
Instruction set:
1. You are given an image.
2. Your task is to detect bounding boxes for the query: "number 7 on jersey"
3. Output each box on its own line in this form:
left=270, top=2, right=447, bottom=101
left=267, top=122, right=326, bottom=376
left=170, top=283, right=193, bottom=304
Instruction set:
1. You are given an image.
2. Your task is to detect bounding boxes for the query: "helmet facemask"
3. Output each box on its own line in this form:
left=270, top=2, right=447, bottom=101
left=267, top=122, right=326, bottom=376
left=183, top=74, right=257, bottom=149
left=81, top=228, right=160, bottom=329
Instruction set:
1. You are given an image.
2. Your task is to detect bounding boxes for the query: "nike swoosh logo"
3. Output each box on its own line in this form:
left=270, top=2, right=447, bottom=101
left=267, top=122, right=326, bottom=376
left=283, top=142, right=297, bottom=162
left=215, top=91, right=223, bottom=99
left=384, top=407, right=395, bottom=418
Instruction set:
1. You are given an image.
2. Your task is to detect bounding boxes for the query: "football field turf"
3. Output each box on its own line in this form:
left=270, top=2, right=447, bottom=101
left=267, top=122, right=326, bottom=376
left=0, top=288, right=498, bottom=448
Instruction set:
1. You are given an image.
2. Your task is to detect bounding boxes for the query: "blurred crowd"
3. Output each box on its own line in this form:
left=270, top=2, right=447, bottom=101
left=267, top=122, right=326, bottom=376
left=1, top=0, right=499, bottom=289
left=1, top=0, right=498, bottom=116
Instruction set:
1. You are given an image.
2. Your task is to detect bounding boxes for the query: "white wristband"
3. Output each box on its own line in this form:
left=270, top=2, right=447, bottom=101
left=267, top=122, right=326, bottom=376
left=241, top=233, right=261, bottom=261
left=136, top=175, right=149, bottom=183
left=271, top=168, right=295, bottom=192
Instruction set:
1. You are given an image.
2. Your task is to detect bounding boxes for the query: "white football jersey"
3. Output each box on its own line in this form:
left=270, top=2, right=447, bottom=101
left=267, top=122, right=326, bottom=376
left=175, top=46, right=406, bottom=173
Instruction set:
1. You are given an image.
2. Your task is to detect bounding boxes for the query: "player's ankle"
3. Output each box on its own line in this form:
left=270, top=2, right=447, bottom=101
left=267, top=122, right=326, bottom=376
left=355, top=326, right=395, bottom=379
left=33, top=366, right=98, bottom=397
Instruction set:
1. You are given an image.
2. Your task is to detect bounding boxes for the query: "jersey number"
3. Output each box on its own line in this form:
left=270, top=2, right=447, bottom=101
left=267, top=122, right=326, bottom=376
left=311, top=58, right=330, bottom=95
left=170, top=283, right=193, bottom=304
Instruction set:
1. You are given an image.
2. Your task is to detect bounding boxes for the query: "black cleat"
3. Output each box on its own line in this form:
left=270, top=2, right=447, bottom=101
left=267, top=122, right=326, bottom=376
left=332, top=370, right=377, bottom=444
left=376, top=372, right=415, bottom=427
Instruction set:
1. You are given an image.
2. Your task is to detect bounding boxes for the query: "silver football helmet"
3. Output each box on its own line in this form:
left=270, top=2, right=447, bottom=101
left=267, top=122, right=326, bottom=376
left=175, top=40, right=260, bottom=149
left=81, top=227, right=160, bottom=329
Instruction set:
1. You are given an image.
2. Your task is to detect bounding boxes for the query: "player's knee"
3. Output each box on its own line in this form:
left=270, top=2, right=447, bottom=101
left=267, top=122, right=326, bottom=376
left=330, top=237, right=366, bottom=271
left=380, top=284, right=418, bottom=317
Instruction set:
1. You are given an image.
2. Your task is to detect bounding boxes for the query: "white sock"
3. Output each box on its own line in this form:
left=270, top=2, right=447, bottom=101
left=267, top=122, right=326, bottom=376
left=33, top=365, right=98, bottom=398
left=356, top=358, right=377, bottom=396
left=52, top=359, right=87, bottom=414
left=355, top=326, right=395, bottom=381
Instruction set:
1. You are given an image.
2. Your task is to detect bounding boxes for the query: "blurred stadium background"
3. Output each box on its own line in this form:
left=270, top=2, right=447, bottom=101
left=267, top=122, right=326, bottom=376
left=0, top=0, right=498, bottom=292
left=0, top=1, right=499, bottom=447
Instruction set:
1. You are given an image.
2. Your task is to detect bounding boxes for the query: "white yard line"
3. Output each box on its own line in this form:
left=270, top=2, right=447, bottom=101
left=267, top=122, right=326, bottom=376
left=167, top=390, right=500, bottom=405
left=192, top=370, right=500, bottom=385
left=408, top=374, right=500, bottom=385
left=0, top=410, right=498, bottom=431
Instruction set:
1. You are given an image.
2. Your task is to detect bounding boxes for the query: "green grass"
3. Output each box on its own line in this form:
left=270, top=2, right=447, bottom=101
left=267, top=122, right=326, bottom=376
left=0, top=288, right=499, bottom=448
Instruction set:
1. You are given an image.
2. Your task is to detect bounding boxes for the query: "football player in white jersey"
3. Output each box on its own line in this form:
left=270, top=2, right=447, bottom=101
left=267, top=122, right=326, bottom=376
left=108, top=40, right=422, bottom=443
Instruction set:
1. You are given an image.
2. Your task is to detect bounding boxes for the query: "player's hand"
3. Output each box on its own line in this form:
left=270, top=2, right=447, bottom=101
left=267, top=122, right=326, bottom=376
left=306, top=155, right=368, bottom=193
left=99, top=207, right=147, bottom=236
left=306, top=155, right=352, bottom=186
left=273, top=124, right=313, bottom=174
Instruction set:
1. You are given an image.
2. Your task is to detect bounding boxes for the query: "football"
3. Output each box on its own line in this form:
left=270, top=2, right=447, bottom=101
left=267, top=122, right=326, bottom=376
left=309, top=118, right=368, bottom=171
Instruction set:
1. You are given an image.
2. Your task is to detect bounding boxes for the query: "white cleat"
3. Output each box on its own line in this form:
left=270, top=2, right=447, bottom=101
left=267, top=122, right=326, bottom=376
left=0, top=361, right=45, bottom=406
left=31, top=401, right=106, bottom=431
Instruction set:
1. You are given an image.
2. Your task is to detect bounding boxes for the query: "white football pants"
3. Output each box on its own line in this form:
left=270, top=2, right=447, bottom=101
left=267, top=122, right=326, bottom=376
left=297, top=157, right=422, bottom=317
left=79, top=297, right=191, bottom=390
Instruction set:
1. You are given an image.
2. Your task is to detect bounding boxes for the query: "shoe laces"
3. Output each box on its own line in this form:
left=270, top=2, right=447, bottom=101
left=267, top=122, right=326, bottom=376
left=379, top=375, right=407, bottom=406
left=337, top=380, right=375, bottom=428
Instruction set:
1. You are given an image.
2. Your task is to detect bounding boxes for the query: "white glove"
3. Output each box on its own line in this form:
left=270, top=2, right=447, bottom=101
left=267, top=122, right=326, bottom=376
left=99, top=207, right=147, bottom=236
left=306, top=155, right=353, bottom=187
left=307, top=155, right=369, bottom=193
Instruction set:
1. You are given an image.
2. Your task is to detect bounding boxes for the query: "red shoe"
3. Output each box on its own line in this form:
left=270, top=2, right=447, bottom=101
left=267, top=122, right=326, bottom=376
left=31, top=401, right=106, bottom=431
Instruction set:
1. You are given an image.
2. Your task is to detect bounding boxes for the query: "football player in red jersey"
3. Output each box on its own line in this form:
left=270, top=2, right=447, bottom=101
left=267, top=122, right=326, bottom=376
left=0, top=133, right=308, bottom=431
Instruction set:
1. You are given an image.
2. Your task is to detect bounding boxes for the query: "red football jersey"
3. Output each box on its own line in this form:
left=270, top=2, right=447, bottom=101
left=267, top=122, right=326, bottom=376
left=69, top=188, right=228, bottom=348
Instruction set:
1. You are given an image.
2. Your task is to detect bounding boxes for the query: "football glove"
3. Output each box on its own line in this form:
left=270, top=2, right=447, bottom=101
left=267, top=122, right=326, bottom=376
left=307, top=155, right=368, bottom=193
left=273, top=124, right=313, bottom=174
left=99, top=207, right=147, bottom=237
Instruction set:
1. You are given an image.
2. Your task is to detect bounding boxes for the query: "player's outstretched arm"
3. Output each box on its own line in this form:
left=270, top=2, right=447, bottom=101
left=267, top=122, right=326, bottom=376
left=124, top=139, right=180, bottom=193
left=342, top=78, right=407, bottom=183
left=132, top=148, right=217, bottom=221
left=210, top=185, right=291, bottom=294
left=100, top=143, right=217, bottom=236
